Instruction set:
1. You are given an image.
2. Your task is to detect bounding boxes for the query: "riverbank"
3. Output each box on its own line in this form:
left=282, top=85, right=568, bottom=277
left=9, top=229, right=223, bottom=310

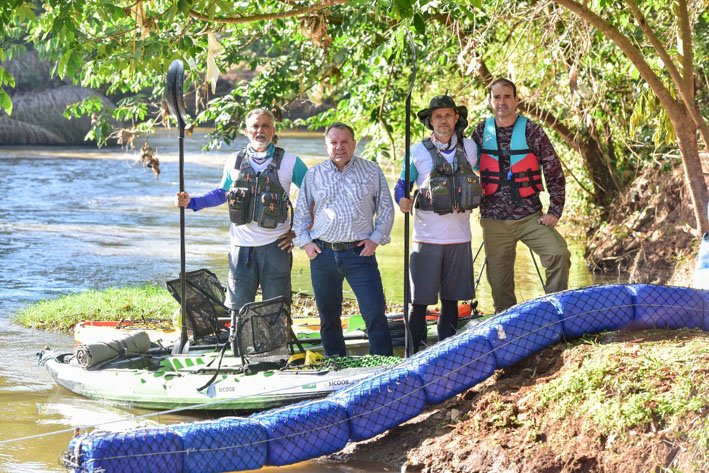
left=334, top=328, right=708, bottom=472
left=586, top=158, right=708, bottom=286
left=327, top=161, right=709, bottom=473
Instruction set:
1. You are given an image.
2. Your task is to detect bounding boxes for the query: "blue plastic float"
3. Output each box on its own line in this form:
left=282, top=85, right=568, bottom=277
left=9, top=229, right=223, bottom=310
left=63, top=283, right=709, bottom=473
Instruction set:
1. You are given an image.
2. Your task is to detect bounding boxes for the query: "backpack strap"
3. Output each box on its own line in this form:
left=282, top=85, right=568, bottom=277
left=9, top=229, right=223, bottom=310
left=422, top=138, right=451, bottom=170
left=266, top=147, right=285, bottom=172
left=234, top=148, right=249, bottom=170
left=453, top=140, right=474, bottom=172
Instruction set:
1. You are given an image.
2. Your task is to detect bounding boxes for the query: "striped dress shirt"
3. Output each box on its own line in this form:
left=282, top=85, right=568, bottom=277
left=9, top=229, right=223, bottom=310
left=293, top=156, right=394, bottom=247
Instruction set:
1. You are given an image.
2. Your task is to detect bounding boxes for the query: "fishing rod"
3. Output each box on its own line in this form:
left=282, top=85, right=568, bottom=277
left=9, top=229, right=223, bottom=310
left=166, top=60, right=189, bottom=353
left=403, top=33, right=417, bottom=358
left=529, top=247, right=547, bottom=289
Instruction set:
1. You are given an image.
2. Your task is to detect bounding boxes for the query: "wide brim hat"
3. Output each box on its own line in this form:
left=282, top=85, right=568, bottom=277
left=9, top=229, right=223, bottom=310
left=417, top=95, right=468, bottom=132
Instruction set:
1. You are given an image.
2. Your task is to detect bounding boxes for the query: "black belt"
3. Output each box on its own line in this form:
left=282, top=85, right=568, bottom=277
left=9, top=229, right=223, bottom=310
left=318, top=240, right=360, bottom=251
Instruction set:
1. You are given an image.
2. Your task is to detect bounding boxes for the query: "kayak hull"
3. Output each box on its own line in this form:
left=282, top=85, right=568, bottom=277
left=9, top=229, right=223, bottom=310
left=40, top=351, right=396, bottom=411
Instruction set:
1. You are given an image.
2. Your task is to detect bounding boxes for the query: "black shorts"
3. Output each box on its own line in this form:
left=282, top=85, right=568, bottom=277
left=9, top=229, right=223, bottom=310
left=409, top=241, right=474, bottom=305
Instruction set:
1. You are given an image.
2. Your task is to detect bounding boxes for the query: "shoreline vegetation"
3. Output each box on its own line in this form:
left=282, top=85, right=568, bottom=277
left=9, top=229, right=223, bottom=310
left=12, top=285, right=404, bottom=334
left=13, top=284, right=179, bottom=333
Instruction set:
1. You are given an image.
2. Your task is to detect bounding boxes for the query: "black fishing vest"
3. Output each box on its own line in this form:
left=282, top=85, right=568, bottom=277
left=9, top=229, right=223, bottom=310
left=226, top=147, right=290, bottom=229
left=414, top=138, right=482, bottom=215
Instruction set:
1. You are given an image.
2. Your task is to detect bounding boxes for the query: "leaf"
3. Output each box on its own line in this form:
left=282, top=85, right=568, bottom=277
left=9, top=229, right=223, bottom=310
left=0, top=66, right=15, bottom=88
left=177, top=0, right=192, bottom=17
left=393, top=0, right=414, bottom=19
left=57, top=49, right=74, bottom=78
left=206, top=32, right=223, bottom=94
left=0, top=90, right=13, bottom=116
left=16, top=3, right=35, bottom=23
left=413, top=13, right=426, bottom=35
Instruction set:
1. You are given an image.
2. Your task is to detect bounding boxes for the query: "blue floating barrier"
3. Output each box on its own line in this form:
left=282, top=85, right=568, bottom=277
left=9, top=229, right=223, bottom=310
left=553, top=285, right=635, bottom=338
left=702, top=289, right=709, bottom=331
left=477, top=298, right=563, bottom=369
left=407, top=329, right=496, bottom=404
left=169, top=417, right=267, bottom=473
left=252, top=399, right=349, bottom=466
left=694, top=228, right=709, bottom=289
left=630, top=285, right=705, bottom=330
left=331, top=366, right=426, bottom=442
left=59, top=281, right=709, bottom=472
left=67, top=428, right=183, bottom=473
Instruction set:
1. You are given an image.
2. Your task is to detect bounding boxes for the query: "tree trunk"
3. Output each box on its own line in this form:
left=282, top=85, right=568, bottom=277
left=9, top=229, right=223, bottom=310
left=553, top=0, right=709, bottom=233
left=578, top=128, right=618, bottom=207
left=674, top=122, right=709, bottom=234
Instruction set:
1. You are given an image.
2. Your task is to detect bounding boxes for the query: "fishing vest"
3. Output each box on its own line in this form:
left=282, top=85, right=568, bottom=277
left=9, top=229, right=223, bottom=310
left=479, top=116, right=543, bottom=199
left=414, top=138, right=482, bottom=215
left=226, top=147, right=290, bottom=229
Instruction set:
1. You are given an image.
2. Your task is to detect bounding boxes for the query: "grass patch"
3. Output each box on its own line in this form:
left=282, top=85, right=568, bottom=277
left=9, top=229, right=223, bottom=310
left=12, top=284, right=178, bottom=333
left=536, top=330, right=708, bottom=438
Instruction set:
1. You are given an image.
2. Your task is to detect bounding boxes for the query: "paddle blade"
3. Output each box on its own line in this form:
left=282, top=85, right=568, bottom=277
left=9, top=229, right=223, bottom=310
left=166, top=59, right=188, bottom=127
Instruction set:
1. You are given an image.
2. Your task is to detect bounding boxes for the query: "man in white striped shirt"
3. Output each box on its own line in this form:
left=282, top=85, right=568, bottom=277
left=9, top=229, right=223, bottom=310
left=293, top=122, right=394, bottom=356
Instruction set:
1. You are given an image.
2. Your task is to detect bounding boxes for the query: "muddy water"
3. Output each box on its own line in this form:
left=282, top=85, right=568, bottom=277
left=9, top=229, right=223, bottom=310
left=0, top=130, right=607, bottom=472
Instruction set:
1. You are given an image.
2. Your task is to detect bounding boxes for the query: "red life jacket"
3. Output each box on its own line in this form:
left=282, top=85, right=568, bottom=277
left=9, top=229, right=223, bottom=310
left=479, top=116, right=543, bottom=199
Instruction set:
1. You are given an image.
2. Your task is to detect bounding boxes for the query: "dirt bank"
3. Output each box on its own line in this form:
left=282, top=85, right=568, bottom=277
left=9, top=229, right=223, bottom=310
left=585, top=159, right=707, bottom=285
left=331, top=329, right=708, bottom=472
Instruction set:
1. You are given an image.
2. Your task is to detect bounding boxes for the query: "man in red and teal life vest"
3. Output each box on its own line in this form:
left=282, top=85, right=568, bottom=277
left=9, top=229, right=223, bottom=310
left=395, top=95, right=482, bottom=354
left=470, top=78, right=571, bottom=313
left=175, top=108, right=308, bottom=315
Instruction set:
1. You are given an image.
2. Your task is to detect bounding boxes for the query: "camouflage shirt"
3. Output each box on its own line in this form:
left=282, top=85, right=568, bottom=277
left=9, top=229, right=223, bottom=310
left=471, top=117, right=565, bottom=220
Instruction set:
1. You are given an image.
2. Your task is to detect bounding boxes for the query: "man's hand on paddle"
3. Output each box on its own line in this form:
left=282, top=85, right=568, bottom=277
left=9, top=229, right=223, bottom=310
left=398, top=197, right=412, bottom=213
left=175, top=191, right=190, bottom=208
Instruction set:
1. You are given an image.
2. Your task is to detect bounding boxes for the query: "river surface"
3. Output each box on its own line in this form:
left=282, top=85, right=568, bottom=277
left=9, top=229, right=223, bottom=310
left=0, top=130, right=610, bottom=472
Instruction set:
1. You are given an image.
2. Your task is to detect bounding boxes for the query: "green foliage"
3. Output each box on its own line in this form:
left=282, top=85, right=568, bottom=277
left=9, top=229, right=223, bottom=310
left=64, top=96, right=113, bottom=145
left=0, top=64, right=15, bottom=115
left=12, top=284, right=179, bottom=333
left=0, top=0, right=705, bottom=216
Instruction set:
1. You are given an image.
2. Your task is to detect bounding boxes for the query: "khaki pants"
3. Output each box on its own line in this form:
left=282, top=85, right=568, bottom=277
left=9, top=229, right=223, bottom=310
left=481, top=212, right=571, bottom=312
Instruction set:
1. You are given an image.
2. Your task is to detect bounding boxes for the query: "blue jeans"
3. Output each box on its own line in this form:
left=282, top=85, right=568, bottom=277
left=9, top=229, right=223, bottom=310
left=310, top=244, right=393, bottom=357
left=226, top=240, right=292, bottom=312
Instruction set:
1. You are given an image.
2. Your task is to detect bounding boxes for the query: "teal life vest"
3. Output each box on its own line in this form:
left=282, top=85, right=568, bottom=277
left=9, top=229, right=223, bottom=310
left=479, top=116, right=543, bottom=199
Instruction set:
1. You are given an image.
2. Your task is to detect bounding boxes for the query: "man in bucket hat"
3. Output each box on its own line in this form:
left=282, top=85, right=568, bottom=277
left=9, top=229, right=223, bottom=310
left=395, top=95, right=482, bottom=354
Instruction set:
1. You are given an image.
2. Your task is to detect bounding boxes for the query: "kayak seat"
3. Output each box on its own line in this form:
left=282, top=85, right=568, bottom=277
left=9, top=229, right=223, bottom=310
left=165, top=269, right=230, bottom=343
left=232, top=295, right=304, bottom=367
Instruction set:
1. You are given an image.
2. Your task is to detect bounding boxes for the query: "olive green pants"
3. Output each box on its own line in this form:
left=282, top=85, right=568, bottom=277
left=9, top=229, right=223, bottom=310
left=481, top=212, right=571, bottom=313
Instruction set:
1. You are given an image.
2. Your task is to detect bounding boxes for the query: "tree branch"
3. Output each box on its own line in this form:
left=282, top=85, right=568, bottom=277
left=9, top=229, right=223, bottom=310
left=624, top=0, right=687, bottom=108
left=554, top=0, right=709, bottom=149
left=188, top=0, right=347, bottom=24
left=676, top=0, right=695, bottom=98
left=554, top=0, right=675, bottom=109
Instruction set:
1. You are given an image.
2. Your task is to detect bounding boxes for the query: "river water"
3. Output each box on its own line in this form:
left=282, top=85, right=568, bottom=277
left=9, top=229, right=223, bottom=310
left=0, top=130, right=604, bottom=472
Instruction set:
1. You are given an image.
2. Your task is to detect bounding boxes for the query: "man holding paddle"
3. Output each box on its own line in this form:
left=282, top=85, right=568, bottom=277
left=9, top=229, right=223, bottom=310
left=175, top=108, right=307, bottom=314
left=395, top=95, right=481, bottom=354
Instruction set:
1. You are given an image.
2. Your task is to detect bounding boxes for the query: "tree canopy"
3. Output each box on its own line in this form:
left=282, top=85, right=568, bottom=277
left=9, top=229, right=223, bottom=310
left=1, top=0, right=707, bottom=231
